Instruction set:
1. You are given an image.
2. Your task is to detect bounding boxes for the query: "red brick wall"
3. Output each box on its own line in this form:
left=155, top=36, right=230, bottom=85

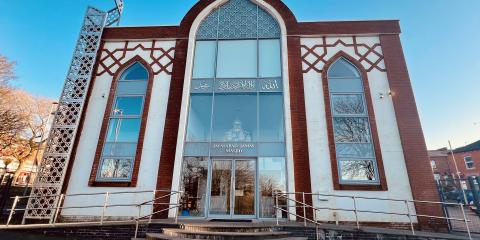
left=448, top=150, right=480, bottom=178
left=431, top=155, right=452, bottom=176
left=380, top=35, right=447, bottom=231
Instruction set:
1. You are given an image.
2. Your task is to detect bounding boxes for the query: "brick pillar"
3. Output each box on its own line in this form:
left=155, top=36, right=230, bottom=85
left=380, top=34, right=448, bottom=231
left=287, top=36, right=313, bottom=219
left=154, top=39, right=188, bottom=218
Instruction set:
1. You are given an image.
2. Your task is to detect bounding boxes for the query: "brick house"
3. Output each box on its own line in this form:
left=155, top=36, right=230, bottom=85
left=428, top=141, right=480, bottom=179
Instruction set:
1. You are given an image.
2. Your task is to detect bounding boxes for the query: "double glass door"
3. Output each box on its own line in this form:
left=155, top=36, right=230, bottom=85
left=209, top=159, right=256, bottom=218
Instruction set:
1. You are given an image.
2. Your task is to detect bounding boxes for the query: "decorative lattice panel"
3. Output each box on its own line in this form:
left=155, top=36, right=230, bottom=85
left=96, top=41, right=175, bottom=76
left=24, top=3, right=123, bottom=222
left=197, top=0, right=280, bottom=40
left=301, top=36, right=387, bottom=73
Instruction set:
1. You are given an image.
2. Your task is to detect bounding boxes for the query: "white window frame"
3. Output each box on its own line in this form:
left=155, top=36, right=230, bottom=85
left=464, top=156, right=474, bottom=169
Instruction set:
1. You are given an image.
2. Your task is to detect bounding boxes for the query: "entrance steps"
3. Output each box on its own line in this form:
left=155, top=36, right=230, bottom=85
left=143, top=223, right=307, bottom=240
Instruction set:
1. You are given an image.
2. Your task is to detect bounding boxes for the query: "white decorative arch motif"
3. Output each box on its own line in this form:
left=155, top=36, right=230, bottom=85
left=169, top=0, right=297, bottom=219
left=196, top=0, right=280, bottom=39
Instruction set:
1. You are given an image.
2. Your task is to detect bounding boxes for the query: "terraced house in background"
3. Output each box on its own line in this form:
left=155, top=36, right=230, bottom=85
left=19, top=0, right=453, bottom=234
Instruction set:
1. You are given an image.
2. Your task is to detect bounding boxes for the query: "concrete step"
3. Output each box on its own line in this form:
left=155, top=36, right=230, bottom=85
left=162, top=228, right=292, bottom=239
left=146, top=232, right=306, bottom=240
left=146, top=233, right=188, bottom=240
left=182, top=224, right=274, bottom=232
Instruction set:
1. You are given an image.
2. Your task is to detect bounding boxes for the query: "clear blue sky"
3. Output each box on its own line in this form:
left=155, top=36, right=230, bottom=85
left=1, top=0, right=479, bottom=150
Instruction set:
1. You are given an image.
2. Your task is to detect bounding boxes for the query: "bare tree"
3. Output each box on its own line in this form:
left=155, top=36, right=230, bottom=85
left=0, top=54, right=16, bottom=86
left=0, top=90, right=52, bottom=174
left=0, top=54, right=25, bottom=147
left=0, top=54, right=53, bottom=177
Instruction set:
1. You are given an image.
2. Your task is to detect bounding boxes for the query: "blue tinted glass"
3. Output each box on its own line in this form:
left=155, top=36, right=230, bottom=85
left=121, top=62, right=148, bottom=81
left=328, top=78, right=363, bottom=93
left=112, top=96, right=143, bottom=116
left=116, top=81, right=147, bottom=95
left=216, top=40, right=257, bottom=78
left=212, top=94, right=257, bottom=141
left=106, top=118, right=141, bottom=142
left=259, top=157, right=286, bottom=218
left=259, top=40, right=281, bottom=77
left=328, top=58, right=360, bottom=78
left=186, top=94, right=213, bottom=142
left=259, top=93, right=284, bottom=141
left=193, top=41, right=217, bottom=78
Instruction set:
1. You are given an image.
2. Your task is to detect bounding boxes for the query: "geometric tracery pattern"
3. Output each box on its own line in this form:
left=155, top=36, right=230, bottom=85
left=301, top=36, right=386, bottom=73
left=197, top=0, right=280, bottom=40
left=96, top=40, right=175, bottom=76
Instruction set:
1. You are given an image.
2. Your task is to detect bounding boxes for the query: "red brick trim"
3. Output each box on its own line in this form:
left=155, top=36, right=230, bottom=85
left=88, top=56, right=155, bottom=187
left=100, top=2, right=399, bottom=41
left=379, top=35, right=447, bottom=231
left=293, top=21, right=400, bottom=35
left=153, top=39, right=189, bottom=218
left=102, top=26, right=181, bottom=40
left=288, top=36, right=313, bottom=218
left=321, top=51, right=388, bottom=191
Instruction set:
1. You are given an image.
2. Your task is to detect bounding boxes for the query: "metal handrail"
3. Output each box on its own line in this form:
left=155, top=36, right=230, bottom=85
left=3, top=189, right=184, bottom=233
left=274, top=191, right=472, bottom=240
left=133, top=190, right=183, bottom=238
left=10, top=190, right=171, bottom=199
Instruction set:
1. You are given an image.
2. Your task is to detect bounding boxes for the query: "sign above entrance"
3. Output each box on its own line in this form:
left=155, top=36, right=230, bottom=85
left=184, top=142, right=285, bottom=157
left=191, top=79, right=282, bottom=93
left=211, top=143, right=257, bottom=156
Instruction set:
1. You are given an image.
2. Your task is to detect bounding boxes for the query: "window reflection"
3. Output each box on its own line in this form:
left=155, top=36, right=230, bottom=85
left=216, top=40, right=257, bottom=78
left=259, top=39, right=281, bottom=77
left=259, top=93, right=284, bottom=142
left=179, top=157, right=208, bottom=217
left=193, top=41, right=216, bottom=78
left=328, top=58, right=379, bottom=184
left=212, top=94, right=257, bottom=142
left=98, top=158, right=133, bottom=181
left=106, top=118, right=141, bottom=143
left=120, top=62, right=148, bottom=81
left=113, top=96, right=143, bottom=116
left=259, top=157, right=287, bottom=218
left=234, top=160, right=256, bottom=215
left=331, top=94, right=365, bottom=115
left=340, top=160, right=376, bottom=181
left=97, top=62, right=148, bottom=182
left=209, top=160, right=232, bottom=215
left=186, top=94, right=213, bottom=142
left=333, top=117, right=371, bottom=143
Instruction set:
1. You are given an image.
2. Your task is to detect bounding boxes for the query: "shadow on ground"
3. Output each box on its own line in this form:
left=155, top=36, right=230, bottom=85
left=0, top=230, right=70, bottom=240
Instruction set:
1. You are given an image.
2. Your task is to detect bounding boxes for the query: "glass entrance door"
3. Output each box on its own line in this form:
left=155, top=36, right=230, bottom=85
left=209, top=159, right=256, bottom=218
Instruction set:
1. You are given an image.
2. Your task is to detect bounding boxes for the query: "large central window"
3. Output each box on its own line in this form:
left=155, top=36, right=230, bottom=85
left=179, top=0, right=286, bottom=218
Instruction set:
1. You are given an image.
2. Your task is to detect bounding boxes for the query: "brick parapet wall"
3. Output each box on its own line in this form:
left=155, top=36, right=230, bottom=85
left=380, top=34, right=448, bottom=231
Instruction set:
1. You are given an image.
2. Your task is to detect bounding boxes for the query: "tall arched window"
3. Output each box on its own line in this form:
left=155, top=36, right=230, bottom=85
left=179, top=0, right=286, bottom=218
left=94, top=62, right=149, bottom=183
left=327, top=57, right=380, bottom=185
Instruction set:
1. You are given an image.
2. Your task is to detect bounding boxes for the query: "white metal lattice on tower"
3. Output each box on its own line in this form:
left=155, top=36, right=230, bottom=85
left=23, top=2, right=123, bottom=223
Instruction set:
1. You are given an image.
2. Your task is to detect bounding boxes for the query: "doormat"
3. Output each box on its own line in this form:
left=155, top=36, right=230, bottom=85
left=209, top=219, right=252, bottom=222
